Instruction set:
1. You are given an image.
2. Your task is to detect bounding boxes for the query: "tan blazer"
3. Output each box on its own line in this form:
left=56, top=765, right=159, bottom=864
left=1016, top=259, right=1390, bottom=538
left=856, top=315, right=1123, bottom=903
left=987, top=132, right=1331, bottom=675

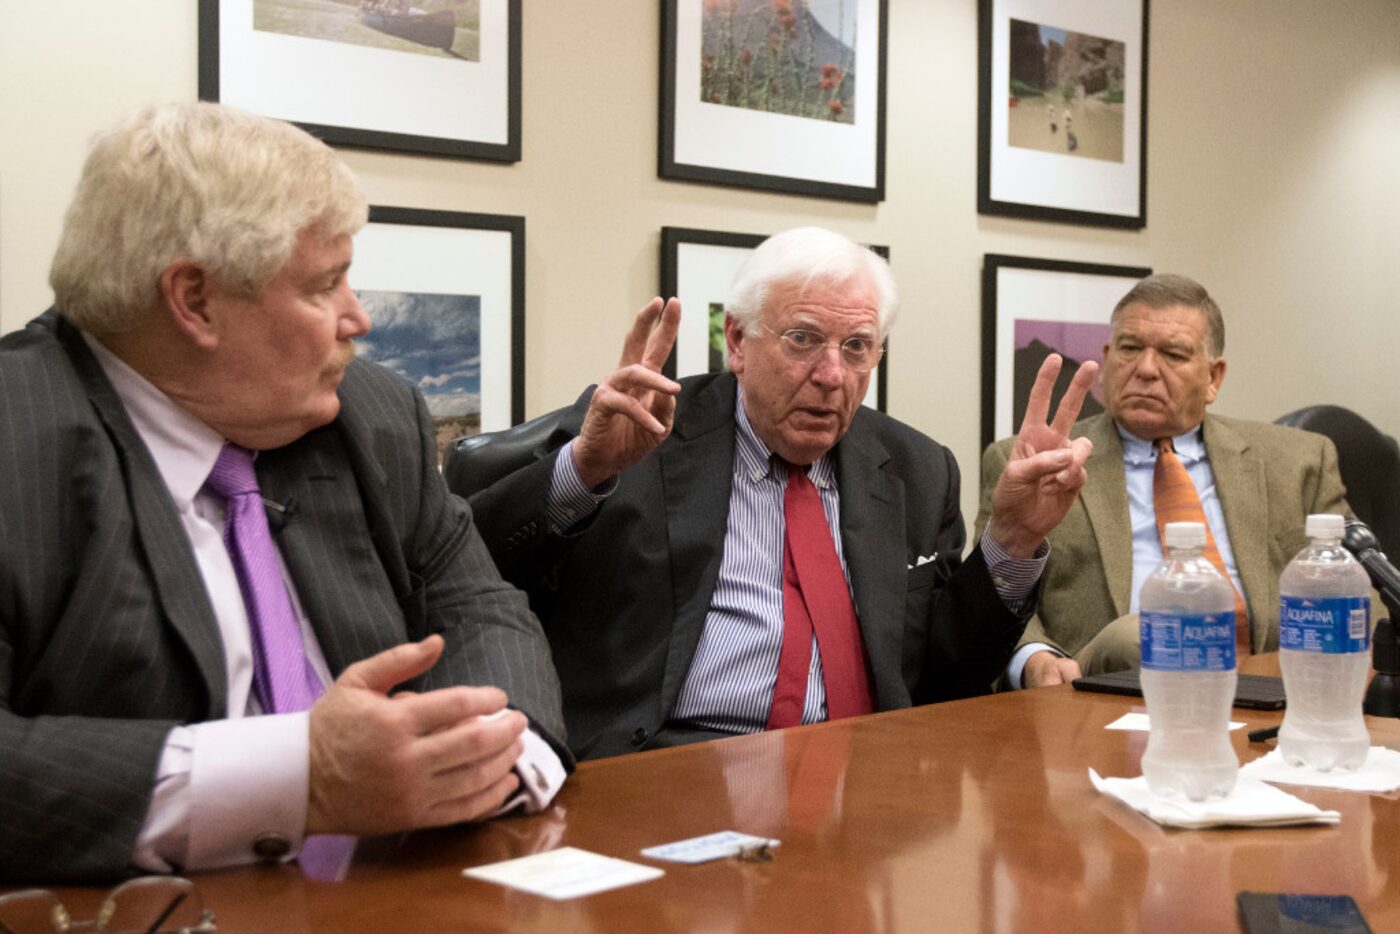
left=976, top=412, right=1353, bottom=661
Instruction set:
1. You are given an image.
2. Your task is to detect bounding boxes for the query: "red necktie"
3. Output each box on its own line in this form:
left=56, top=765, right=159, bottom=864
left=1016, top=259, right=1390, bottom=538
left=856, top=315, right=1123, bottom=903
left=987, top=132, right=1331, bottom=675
left=1153, top=438, right=1251, bottom=655
left=766, top=462, right=875, bottom=729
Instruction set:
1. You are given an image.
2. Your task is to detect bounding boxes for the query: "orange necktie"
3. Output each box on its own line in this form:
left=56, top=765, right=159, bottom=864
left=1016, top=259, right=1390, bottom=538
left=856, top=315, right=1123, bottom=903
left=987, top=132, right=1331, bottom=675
left=1152, top=438, right=1251, bottom=655
left=766, top=462, right=875, bottom=729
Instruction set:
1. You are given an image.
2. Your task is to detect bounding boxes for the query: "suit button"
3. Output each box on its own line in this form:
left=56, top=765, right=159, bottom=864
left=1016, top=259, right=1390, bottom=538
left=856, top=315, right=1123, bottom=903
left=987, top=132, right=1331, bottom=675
left=630, top=727, right=649, bottom=747
left=253, top=832, right=291, bottom=863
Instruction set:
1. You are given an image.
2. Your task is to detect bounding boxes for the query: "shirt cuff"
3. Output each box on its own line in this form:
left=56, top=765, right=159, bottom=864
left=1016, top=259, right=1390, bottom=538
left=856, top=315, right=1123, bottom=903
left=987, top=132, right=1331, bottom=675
left=490, top=728, right=568, bottom=817
left=186, top=713, right=310, bottom=869
left=979, top=534, right=1049, bottom=616
left=546, top=439, right=616, bottom=533
left=1006, top=642, right=1062, bottom=690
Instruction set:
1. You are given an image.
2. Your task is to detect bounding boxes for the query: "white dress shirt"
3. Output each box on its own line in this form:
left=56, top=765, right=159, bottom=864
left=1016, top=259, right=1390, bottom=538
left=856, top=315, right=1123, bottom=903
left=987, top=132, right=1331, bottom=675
left=85, top=336, right=561, bottom=873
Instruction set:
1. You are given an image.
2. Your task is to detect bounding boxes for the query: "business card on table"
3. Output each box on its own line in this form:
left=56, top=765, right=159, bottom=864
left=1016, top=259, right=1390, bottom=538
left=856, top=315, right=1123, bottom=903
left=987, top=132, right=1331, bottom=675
left=463, top=847, right=663, bottom=900
left=1105, top=712, right=1245, bottom=732
left=641, top=830, right=781, bottom=864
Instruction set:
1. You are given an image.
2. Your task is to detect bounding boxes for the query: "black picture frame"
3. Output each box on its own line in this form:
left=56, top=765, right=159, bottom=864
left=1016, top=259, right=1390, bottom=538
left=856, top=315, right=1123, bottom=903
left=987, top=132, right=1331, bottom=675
left=199, top=0, right=522, bottom=162
left=977, top=0, right=1149, bottom=228
left=659, top=0, right=888, bottom=202
left=353, top=206, right=525, bottom=463
left=981, top=253, right=1151, bottom=449
left=661, top=226, right=888, bottom=412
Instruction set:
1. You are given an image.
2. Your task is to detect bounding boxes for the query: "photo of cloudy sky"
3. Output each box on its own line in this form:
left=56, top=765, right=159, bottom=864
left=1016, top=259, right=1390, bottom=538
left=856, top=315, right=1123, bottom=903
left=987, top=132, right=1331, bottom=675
left=355, top=289, right=483, bottom=456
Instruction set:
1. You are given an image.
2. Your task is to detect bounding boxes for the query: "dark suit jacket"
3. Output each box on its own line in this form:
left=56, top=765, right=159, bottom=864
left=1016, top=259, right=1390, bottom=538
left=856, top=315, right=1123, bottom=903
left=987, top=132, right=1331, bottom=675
left=467, top=372, right=1030, bottom=760
left=0, top=311, right=567, bottom=883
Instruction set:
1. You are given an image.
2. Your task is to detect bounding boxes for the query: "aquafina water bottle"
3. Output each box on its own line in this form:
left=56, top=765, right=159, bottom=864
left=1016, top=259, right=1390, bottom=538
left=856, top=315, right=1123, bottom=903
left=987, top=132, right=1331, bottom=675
left=1140, top=521, right=1240, bottom=800
left=1279, top=513, right=1372, bottom=770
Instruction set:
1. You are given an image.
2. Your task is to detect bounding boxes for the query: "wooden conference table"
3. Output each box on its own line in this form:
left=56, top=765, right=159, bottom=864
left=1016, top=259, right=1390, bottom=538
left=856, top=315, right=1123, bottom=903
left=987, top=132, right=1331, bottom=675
left=31, top=656, right=1400, bottom=932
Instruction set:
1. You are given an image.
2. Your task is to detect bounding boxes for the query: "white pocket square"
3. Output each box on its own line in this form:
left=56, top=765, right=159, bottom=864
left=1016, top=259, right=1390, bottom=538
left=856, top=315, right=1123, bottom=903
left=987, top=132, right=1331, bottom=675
left=907, top=553, right=938, bottom=569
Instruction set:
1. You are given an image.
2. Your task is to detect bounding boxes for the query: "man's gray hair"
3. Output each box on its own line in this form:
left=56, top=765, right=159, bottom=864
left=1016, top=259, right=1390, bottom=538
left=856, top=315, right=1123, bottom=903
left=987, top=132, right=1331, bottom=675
left=49, top=102, right=369, bottom=334
left=726, top=226, right=898, bottom=338
left=1112, top=273, right=1225, bottom=357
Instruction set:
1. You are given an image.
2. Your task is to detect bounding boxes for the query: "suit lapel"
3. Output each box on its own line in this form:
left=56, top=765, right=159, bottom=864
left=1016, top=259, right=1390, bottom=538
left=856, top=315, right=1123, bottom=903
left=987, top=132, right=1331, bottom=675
left=1204, top=415, right=1269, bottom=644
left=657, top=376, right=741, bottom=714
left=1079, top=415, right=1134, bottom=617
left=832, top=414, right=904, bottom=707
left=55, top=316, right=228, bottom=716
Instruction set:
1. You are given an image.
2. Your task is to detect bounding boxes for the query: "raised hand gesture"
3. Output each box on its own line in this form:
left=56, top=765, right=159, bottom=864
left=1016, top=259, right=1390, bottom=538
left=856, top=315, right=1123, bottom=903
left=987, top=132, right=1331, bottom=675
left=987, top=353, right=1098, bottom=557
left=572, top=297, right=682, bottom=489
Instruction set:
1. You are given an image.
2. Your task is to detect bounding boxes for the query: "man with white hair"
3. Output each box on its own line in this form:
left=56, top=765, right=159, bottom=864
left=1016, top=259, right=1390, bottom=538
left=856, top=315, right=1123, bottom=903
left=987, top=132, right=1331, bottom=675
left=0, top=103, right=567, bottom=883
left=466, top=226, right=1097, bottom=759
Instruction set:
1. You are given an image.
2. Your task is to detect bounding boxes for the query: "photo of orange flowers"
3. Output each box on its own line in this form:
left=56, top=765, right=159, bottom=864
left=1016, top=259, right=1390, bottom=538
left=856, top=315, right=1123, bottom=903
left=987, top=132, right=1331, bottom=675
left=662, top=0, right=887, bottom=202
left=699, top=0, right=856, bottom=125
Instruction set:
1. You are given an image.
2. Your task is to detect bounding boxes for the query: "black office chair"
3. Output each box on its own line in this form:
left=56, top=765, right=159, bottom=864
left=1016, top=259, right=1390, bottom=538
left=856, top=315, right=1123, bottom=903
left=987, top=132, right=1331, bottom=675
left=1274, top=405, right=1400, bottom=560
left=442, top=407, right=574, bottom=498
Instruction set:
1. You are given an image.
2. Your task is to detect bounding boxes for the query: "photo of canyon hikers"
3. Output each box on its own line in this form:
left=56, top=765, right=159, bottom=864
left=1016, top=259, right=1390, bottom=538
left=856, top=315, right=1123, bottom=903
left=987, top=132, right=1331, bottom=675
left=700, top=0, right=858, bottom=125
left=1006, top=18, right=1125, bottom=163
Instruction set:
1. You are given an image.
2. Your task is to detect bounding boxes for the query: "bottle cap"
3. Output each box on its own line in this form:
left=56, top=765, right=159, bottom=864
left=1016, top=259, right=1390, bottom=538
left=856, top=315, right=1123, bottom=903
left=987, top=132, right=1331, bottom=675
left=1305, top=514, right=1345, bottom=539
left=1163, top=521, right=1206, bottom=548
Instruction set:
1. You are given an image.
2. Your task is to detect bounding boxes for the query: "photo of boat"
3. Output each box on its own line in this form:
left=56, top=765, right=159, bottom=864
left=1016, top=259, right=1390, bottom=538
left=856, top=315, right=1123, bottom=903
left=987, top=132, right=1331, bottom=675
left=254, top=0, right=479, bottom=64
left=359, top=3, right=457, bottom=51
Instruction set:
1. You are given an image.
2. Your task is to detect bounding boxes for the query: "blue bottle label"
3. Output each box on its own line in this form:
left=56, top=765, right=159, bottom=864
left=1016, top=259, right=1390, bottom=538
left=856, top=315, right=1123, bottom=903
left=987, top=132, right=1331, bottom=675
left=1139, top=611, right=1238, bottom=671
left=1279, top=596, right=1370, bottom=653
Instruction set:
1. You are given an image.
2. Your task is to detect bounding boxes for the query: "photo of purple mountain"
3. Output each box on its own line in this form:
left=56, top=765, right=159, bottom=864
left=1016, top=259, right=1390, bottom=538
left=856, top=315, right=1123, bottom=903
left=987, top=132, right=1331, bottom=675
left=1012, top=318, right=1108, bottom=428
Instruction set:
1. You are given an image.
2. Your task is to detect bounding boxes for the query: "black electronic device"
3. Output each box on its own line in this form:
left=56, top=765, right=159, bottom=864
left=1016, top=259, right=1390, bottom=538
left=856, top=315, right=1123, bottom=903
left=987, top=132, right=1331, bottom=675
left=1237, top=892, right=1371, bottom=933
left=1071, top=668, right=1287, bottom=710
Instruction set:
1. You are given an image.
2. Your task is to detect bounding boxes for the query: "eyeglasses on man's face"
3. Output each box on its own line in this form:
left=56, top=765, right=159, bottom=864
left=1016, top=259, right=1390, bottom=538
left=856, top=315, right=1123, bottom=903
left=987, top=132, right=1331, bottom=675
left=0, top=876, right=215, bottom=934
left=762, top=325, right=884, bottom=372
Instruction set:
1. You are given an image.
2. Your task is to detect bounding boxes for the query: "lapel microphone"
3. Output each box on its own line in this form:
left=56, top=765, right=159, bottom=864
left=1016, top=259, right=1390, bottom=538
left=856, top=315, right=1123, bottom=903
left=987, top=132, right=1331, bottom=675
left=262, top=496, right=299, bottom=534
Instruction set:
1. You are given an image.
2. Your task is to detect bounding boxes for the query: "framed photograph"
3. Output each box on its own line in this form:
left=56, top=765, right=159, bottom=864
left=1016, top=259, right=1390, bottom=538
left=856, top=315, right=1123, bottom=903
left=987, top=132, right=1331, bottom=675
left=353, top=207, right=524, bottom=464
left=660, top=226, right=887, bottom=412
left=660, top=0, right=888, bottom=202
left=981, top=254, right=1150, bottom=449
left=199, top=0, right=521, bottom=161
left=977, top=0, right=1148, bottom=228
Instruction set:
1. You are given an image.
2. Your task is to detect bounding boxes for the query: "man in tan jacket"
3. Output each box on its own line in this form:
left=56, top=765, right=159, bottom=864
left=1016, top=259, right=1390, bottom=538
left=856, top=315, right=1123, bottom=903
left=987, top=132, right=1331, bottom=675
left=977, top=274, right=1353, bottom=688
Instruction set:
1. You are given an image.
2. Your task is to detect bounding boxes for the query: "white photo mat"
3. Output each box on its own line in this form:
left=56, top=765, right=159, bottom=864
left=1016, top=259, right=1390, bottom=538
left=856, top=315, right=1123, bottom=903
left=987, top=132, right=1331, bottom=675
left=203, top=0, right=518, bottom=158
left=662, top=0, right=887, bottom=201
left=979, top=0, right=1147, bottom=226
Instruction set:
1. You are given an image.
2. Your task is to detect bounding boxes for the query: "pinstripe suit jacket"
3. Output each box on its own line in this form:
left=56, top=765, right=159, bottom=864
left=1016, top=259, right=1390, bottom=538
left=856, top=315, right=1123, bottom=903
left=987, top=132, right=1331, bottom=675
left=0, top=311, right=566, bottom=883
left=976, top=412, right=1352, bottom=660
left=467, top=372, right=1029, bottom=761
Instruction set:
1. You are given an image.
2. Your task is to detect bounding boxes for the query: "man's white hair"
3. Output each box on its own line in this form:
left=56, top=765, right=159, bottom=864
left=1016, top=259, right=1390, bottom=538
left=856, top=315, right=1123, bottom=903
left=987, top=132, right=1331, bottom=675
left=49, top=102, right=368, bottom=334
left=725, top=226, right=898, bottom=338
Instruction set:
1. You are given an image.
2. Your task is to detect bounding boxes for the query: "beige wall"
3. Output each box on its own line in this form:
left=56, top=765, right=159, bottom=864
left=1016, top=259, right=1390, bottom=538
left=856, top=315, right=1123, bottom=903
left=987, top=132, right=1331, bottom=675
left=2, top=0, right=1398, bottom=527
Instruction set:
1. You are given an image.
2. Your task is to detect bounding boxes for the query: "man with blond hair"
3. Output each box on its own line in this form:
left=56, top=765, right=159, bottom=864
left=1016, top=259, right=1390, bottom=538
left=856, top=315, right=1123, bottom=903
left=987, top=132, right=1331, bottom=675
left=0, top=103, right=567, bottom=883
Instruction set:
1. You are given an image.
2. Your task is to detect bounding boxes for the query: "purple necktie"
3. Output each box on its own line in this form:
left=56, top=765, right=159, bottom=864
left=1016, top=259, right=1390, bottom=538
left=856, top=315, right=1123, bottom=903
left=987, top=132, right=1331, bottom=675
left=206, top=444, right=354, bottom=877
left=206, top=444, right=321, bottom=714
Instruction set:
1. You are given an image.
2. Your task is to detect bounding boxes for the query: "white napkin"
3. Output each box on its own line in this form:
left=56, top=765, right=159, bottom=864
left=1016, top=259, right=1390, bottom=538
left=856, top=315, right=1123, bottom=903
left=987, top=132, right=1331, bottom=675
left=1103, top=712, right=1246, bottom=732
left=1088, top=768, right=1341, bottom=829
left=1242, top=746, right=1400, bottom=793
